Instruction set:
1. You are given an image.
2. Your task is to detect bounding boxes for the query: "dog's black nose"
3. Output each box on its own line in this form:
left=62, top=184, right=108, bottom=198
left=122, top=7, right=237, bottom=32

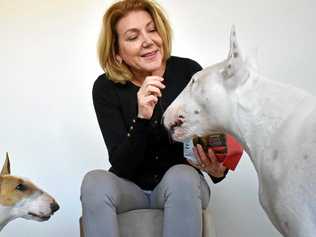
left=50, top=202, right=60, bottom=213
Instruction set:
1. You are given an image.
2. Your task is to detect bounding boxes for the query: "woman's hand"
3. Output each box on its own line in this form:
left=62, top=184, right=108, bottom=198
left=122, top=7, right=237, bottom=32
left=188, top=144, right=227, bottom=178
left=137, top=76, right=165, bottom=119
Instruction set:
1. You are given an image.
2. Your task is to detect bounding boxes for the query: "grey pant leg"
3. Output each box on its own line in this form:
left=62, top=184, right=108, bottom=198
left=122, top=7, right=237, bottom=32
left=80, top=170, right=149, bottom=237
left=150, top=164, right=210, bottom=237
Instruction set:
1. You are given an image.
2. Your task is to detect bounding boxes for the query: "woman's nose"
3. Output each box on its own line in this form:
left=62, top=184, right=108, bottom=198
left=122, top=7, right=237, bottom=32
left=141, top=33, right=154, bottom=48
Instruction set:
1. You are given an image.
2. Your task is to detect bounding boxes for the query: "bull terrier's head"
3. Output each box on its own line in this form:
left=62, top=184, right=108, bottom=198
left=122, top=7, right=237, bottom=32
left=163, top=26, right=250, bottom=141
left=0, top=153, right=59, bottom=231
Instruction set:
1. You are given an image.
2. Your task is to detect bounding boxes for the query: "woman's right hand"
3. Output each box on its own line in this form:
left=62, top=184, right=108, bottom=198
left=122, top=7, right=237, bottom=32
left=137, top=76, right=165, bottom=119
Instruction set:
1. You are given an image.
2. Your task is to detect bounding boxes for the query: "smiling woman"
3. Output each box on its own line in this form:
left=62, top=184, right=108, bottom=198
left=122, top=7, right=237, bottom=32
left=80, top=1, right=242, bottom=237
left=97, top=0, right=172, bottom=84
left=115, top=11, right=164, bottom=77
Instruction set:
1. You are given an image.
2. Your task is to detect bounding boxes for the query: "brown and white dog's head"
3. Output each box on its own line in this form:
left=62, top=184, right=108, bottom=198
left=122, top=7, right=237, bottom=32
left=0, top=153, right=59, bottom=230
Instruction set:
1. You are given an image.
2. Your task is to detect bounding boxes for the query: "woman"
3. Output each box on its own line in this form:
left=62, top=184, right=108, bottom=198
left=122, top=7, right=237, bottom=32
left=81, top=1, right=243, bottom=237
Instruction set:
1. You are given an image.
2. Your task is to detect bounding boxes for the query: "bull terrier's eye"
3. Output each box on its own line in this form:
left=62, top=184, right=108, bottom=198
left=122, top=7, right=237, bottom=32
left=221, top=70, right=229, bottom=78
left=15, top=183, right=28, bottom=192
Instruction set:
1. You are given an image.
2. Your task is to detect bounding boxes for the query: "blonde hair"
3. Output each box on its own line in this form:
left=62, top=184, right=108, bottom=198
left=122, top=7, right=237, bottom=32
left=97, top=0, right=172, bottom=83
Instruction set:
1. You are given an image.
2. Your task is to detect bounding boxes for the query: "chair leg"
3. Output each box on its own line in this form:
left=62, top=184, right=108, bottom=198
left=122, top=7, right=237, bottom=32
left=79, top=217, right=84, bottom=237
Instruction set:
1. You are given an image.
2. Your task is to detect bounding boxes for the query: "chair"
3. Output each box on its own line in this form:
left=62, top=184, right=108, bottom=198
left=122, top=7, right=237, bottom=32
left=80, top=206, right=217, bottom=237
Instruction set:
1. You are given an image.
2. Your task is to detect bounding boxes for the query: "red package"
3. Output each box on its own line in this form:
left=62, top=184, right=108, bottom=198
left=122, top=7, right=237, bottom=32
left=193, top=133, right=243, bottom=170
left=221, top=134, right=243, bottom=171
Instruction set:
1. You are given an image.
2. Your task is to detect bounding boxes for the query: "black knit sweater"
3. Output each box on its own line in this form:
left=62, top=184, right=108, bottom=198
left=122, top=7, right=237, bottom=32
left=93, top=56, right=225, bottom=190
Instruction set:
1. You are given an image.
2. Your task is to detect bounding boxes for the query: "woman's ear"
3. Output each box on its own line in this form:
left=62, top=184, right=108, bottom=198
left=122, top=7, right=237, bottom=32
left=115, top=55, right=122, bottom=64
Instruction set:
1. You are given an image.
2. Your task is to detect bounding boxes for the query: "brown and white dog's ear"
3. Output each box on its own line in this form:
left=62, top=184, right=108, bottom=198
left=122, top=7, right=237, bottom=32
left=1, top=152, right=11, bottom=175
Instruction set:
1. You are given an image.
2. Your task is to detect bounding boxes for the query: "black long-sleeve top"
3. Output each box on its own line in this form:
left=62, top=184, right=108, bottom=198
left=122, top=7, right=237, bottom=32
left=93, top=56, right=225, bottom=190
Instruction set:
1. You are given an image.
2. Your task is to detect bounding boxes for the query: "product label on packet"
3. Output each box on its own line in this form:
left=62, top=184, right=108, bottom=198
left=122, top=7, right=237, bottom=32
left=183, top=139, right=198, bottom=164
left=193, top=134, right=227, bottom=163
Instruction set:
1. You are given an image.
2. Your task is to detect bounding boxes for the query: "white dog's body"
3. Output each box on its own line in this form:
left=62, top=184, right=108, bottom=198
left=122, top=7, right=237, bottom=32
left=163, top=27, right=316, bottom=237
left=0, top=153, right=59, bottom=231
left=229, top=70, right=316, bottom=236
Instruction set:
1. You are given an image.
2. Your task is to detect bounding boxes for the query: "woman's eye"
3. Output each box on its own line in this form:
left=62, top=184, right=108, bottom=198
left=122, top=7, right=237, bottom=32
left=149, top=28, right=156, bottom=32
left=125, top=33, right=138, bottom=41
left=127, top=36, right=137, bottom=41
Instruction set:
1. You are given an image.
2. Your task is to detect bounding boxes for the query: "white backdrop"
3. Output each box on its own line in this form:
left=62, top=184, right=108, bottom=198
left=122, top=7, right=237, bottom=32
left=0, top=0, right=315, bottom=236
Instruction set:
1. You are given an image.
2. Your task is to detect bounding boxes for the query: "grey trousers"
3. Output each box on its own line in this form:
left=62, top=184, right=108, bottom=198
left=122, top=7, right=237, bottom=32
left=81, top=164, right=210, bottom=237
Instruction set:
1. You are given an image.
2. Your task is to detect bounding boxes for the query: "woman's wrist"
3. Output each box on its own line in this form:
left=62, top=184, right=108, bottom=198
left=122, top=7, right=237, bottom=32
left=137, top=113, right=150, bottom=120
left=207, top=167, right=228, bottom=178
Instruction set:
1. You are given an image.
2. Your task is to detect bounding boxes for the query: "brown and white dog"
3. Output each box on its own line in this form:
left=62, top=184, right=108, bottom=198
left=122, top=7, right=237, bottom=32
left=0, top=153, right=59, bottom=231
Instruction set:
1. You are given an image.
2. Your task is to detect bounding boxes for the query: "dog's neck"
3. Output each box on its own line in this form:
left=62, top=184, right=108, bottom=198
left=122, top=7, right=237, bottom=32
left=0, top=205, right=16, bottom=231
left=227, top=70, right=312, bottom=172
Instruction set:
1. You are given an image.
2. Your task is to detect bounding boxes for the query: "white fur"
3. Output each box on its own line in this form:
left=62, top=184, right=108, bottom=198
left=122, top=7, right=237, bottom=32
left=163, top=27, right=316, bottom=237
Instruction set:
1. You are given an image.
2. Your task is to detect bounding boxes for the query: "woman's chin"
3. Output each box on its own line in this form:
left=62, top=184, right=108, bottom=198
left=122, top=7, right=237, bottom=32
left=143, top=64, right=163, bottom=73
left=139, top=58, right=163, bottom=72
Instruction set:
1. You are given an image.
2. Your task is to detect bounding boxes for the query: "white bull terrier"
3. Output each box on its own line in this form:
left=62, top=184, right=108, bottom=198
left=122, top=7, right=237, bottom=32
left=163, top=27, right=316, bottom=237
left=0, top=153, right=59, bottom=231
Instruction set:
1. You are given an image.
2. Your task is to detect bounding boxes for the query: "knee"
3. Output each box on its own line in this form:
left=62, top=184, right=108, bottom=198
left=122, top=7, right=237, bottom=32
left=81, top=170, right=106, bottom=196
left=81, top=170, right=118, bottom=206
left=162, top=164, right=201, bottom=192
left=159, top=165, right=210, bottom=208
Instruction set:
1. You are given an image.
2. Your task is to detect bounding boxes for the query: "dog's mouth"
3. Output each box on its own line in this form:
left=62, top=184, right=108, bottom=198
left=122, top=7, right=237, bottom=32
left=28, top=212, right=52, bottom=221
left=168, top=121, right=191, bottom=142
left=169, top=117, right=184, bottom=134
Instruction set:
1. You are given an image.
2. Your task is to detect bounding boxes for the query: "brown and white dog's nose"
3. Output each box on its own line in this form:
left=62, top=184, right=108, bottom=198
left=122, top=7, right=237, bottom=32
left=50, top=202, right=60, bottom=213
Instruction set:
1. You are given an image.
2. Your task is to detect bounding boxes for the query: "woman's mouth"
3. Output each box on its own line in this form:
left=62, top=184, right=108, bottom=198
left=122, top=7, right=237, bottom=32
left=141, top=50, right=159, bottom=60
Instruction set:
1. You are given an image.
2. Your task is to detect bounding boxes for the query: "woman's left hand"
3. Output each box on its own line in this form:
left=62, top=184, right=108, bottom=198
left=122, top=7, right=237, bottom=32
left=188, top=144, right=227, bottom=178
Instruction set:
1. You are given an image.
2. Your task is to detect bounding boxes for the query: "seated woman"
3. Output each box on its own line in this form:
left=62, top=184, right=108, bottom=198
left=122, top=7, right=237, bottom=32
left=80, top=1, right=243, bottom=237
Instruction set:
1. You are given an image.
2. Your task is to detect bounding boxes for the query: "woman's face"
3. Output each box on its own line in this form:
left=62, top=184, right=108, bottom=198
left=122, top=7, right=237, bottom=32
left=116, top=10, right=164, bottom=75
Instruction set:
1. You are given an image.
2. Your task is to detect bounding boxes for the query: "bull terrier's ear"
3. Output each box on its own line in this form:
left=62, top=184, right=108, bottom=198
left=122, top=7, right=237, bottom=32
left=1, top=153, right=11, bottom=175
left=221, top=26, right=246, bottom=81
left=227, top=25, right=243, bottom=62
